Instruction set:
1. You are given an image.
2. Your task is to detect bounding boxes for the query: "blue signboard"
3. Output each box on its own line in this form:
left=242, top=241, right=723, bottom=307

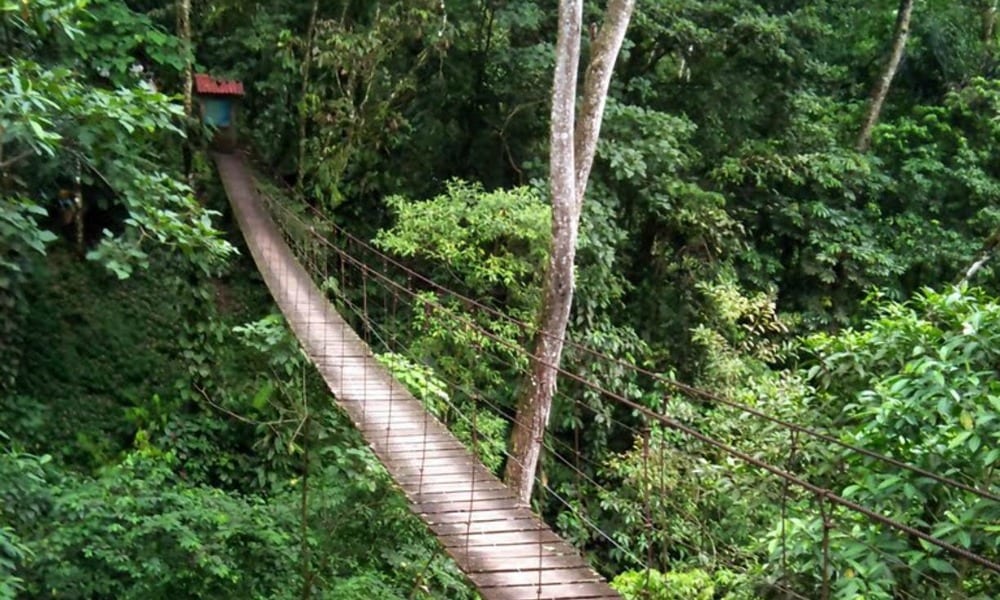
left=204, top=98, right=233, bottom=127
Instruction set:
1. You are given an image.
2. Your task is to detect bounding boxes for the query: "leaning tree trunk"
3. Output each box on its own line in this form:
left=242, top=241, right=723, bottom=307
left=503, top=0, right=635, bottom=506
left=178, top=0, right=193, bottom=185
left=573, top=0, right=635, bottom=209
left=856, top=0, right=914, bottom=152
left=983, top=1, right=998, bottom=42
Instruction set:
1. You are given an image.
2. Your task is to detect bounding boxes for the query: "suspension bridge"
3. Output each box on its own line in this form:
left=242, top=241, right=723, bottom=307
left=214, top=152, right=1000, bottom=600
left=216, top=152, right=620, bottom=600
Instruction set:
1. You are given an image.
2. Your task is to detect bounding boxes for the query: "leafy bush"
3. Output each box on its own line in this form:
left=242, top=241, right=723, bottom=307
left=611, top=568, right=714, bottom=600
left=2, top=450, right=299, bottom=600
left=773, top=286, right=1000, bottom=598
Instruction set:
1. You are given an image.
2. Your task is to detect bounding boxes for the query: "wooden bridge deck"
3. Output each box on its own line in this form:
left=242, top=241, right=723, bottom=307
left=214, top=153, right=620, bottom=600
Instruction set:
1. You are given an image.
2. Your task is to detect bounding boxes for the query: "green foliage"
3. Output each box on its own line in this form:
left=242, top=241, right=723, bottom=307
left=1, top=238, right=478, bottom=599
left=0, top=0, right=233, bottom=285
left=611, top=567, right=758, bottom=600
left=8, top=0, right=1000, bottom=597
left=596, top=424, right=776, bottom=575
left=807, top=286, right=1000, bottom=486
left=6, top=251, right=194, bottom=468
left=612, top=568, right=713, bottom=600
left=2, top=449, right=300, bottom=599
left=371, top=180, right=551, bottom=474
left=0, top=199, right=56, bottom=387
left=71, top=0, right=188, bottom=84
left=0, top=434, right=38, bottom=600
left=0, top=524, right=29, bottom=600
left=690, top=273, right=791, bottom=385
left=770, top=286, right=1000, bottom=598
left=198, top=0, right=451, bottom=207
left=0, top=200, right=55, bottom=282
left=376, top=179, right=549, bottom=318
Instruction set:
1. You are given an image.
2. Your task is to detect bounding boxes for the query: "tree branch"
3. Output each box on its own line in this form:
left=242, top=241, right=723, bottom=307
left=574, top=0, right=636, bottom=211
left=0, top=149, right=34, bottom=170
left=956, top=229, right=1000, bottom=285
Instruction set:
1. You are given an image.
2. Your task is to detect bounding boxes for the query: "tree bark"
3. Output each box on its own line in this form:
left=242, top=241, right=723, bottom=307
left=503, top=0, right=634, bottom=506
left=503, top=0, right=581, bottom=507
left=856, top=0, right=914, bottom=153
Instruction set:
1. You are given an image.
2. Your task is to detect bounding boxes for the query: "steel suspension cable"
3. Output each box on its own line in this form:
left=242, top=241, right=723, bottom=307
left=260, top=189, right=1000, bottom=574
left=313, top=229, right=1000, bottom=574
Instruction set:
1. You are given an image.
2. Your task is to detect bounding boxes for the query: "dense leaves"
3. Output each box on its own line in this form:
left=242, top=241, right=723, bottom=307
left=0, top=0, right=233, bottom=283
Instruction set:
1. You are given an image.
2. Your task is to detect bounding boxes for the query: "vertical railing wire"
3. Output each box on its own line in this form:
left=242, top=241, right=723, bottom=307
left=469, top=391, right=478, bottom=559
left=642, top=424, right=652, bottom=600
left=781, top=430, right=800, bottom=584
left=819, top=491, right=831, bottom=600
left=419, top=278, right=429, bottom=499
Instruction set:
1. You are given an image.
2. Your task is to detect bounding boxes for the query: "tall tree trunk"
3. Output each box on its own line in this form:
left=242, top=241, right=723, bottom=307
left=296, top=0, right=320, bottom=195
left=856, top=0, right=914, bottom=152
left=503, top=0, right=635, bottom=506
left=503, top=0, right=581, bottom=507
left=178, top=0, right=193, bottom=186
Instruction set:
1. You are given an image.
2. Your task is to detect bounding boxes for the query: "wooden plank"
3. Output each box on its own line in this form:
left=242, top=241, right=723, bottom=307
left=372, top=446, right=470, bottom=459
left=378, top=442, right=470, bottom=453
left=470, top=567, right=605, bottom=587
left=393, top=471, right=497, bottom=487
left=438, top=530, right=564, bottom=547
left=395, top=470, right=496, bottom=485
left=428, top=518, right=549, bottom=536
left=401, top=482, right=515, bottom=495
left=362, top=429, right=440, bottom=442
left=383, top=451, right=474, bottom=465
left=386, top=460, right=484, bottom=477
left=479, top=583, right=619, bottom=600
left=446, top=542, right=580, bottom=560
left=347, top=402, right=428, bottom=413
left=382, top=453, right=479, bottom=472
left=340, top=399, right=422, bottom=410
left=388, top=452, right=481, bottom=467
left=367, top=434, right=460, bottom=446
left=352, top=409, right=428, bottom=422
left=412, top=497, right=523, bottom=514
left=362, top=421, right=440, bottom=432
left=396, top=475, right=499, bottom=490
left=383, top=447, right=480, bottom=462
left=420, top=507, right=538, bottom=524
left=398, top=480, right=508, bottom=496
left=397, top=481, right=513, bottom=496
left=460, top=554, right=595, bottom=573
